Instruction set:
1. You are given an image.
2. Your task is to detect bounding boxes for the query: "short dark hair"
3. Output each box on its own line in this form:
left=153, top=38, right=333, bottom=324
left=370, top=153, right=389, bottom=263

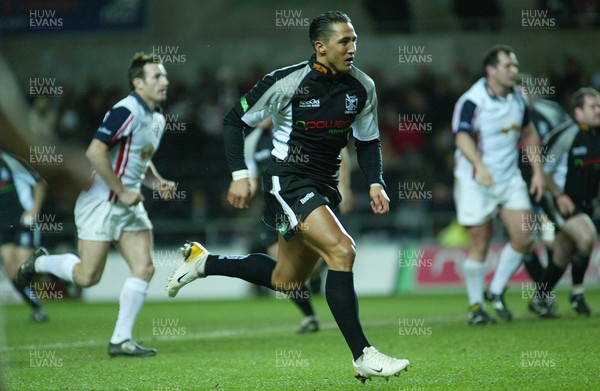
left=128, top=52, right=156, bottom=90
left=309, top=11, right=351, bottom=49
left=571, top=87, right=600, bottom=113
left=482, top=44, right=514, bottom=73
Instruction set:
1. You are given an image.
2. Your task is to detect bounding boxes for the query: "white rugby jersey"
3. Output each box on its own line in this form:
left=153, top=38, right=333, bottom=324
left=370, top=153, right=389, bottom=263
left=452, top=78, right=529, bottom=183
left=84, top=92, right=166, bottom=203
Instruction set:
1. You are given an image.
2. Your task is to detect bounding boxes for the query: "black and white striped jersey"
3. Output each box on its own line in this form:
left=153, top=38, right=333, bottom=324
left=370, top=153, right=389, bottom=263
left=223, top=54, right=382, bottom=185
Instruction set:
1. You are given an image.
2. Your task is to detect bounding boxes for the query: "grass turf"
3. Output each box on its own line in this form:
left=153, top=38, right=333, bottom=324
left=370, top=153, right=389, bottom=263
left=2, top=289, right=599, bottom=390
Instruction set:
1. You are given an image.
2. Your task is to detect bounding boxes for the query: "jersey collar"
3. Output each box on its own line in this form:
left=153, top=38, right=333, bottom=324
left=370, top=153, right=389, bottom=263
left=309, top=54, right=333, bottom=76
left=130, top=91, right=163, bottom=114
left=483, top=79, right=515, bottom=102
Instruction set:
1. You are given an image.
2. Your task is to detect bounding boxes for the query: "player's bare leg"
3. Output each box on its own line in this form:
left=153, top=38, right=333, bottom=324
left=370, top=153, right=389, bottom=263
left=464, top=221, right=495, bottom=325
left=300, top=205, right=409, bottom=382
left=108, top=230, right=156, bottom=357
left=487, top=208, right=534, bottom=320
left=72, top=240, right=111, bottom=287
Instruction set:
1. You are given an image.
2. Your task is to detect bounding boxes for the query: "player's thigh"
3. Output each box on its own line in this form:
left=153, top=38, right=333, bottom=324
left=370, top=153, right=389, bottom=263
left=274, top=234, right=320, bottom=289
left=77, top=239, right=112, bottom=277
left=562, top=213, right=597, bottom=251
left=115, top=230, right=154, bottom=276
left=299, top=205, right=355, bottom=271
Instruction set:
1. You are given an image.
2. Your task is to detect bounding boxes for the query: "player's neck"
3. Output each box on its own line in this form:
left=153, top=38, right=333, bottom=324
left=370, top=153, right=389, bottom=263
left=486, top=79, right=510, bottom=99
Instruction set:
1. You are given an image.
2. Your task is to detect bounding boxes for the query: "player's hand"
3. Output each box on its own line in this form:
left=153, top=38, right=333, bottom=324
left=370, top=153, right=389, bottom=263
left=118, top=189, right=144, bottom=206
left=556, top=193, right=575, bottom=217
left=228, top=178, right=252, bottom=209
left=156, top=180, right=177, bottom=201
left=369, top=185, right=390, bottom=215
left=474, top=163, right=494, bottom=187
left=529, top=171, right=545, bottom=203
left=337, top=185, right=354, bottom=215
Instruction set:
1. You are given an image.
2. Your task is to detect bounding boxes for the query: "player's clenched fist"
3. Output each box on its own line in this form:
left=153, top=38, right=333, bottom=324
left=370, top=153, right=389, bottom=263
left=369, top=184, right=390, bottom=215
left=228, top=178, right=252, bottom=209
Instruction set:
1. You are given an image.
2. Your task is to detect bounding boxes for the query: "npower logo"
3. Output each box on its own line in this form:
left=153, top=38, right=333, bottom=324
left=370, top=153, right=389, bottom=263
left=295, top=119, right=352, bottom=131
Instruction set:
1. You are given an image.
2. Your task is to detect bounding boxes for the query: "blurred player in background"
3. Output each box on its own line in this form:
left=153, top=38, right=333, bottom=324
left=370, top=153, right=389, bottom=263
left=452, top=44, right=544, bottom=324
left=514, top=90, right=575, bottom=285
left=168, top=11, right=410, bottom=382
left=529, top=87, right=600, bottom=317
left=0, top=151, right=48, bottom=322
left=15, top=53, right=175, bottom=357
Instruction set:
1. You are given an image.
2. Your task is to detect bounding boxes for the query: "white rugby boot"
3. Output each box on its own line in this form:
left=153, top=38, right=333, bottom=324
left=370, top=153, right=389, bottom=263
left=167, top=241, right=209, bottom=298
left=352, top=346, right=410, bottom=383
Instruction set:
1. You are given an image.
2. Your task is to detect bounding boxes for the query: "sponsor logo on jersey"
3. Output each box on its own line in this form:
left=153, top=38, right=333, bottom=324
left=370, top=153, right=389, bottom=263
left=295, top=119, right=352, bottom=132
left=299, top=192, right=314, bottom=205
left=299, top=99, right=320, bottom=108
left=345, top=94, right=358, bottom=114
left=141, top=144, right=154, bottom=160
left=501, top=123, right=519, bottom=134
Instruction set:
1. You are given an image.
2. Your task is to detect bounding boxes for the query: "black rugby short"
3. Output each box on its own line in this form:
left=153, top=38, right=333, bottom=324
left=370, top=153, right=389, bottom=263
left=262, top=174, right=341, bottom=241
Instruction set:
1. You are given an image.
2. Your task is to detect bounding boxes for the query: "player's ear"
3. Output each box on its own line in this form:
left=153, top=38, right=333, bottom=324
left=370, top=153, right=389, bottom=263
left=132, top=76, right=144, bottom=89
left=314, top=41, right=326, bottom=55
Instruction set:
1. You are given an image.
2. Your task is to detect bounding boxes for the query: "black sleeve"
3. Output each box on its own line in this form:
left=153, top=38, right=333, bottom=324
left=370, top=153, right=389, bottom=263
left=222, top=102, right=251, bottom=174
left=355, top=137, right=385, bottom=188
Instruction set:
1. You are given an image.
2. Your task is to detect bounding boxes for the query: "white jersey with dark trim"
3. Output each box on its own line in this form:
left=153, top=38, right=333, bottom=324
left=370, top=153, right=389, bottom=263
left=224, top=54, right=380, bottom=184
left=84, top=92, right=165, bottom=203
left=452, top=78, right=529, bottom=183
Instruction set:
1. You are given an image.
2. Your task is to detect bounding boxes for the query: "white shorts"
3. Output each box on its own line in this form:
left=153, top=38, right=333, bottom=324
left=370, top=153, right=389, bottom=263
left=454, top=174, right=531, bottom=226
left=74, top=192, right=153, bottom=241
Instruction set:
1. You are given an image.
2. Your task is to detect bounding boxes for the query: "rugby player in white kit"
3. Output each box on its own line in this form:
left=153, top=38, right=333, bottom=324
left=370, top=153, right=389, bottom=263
left=16, top=53, right=175, bottom=356
left=452, top=45, right=545, bottom=324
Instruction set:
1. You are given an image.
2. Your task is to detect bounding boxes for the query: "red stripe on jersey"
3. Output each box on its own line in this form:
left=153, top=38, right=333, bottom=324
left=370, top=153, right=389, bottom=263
left=115, top=135, right=133, bottom=204
left=108, top=114, right=135, bottom=149
left=108, top=139, right=128, bottom=202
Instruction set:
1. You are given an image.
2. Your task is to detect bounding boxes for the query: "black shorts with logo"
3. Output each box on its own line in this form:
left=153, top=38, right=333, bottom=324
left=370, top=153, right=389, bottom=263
left=262, top=174, right=341, bottom=241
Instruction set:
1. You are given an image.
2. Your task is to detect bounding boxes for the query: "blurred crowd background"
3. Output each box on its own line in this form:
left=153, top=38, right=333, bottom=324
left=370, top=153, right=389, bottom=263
left=2, top=0, right=600, bottom=247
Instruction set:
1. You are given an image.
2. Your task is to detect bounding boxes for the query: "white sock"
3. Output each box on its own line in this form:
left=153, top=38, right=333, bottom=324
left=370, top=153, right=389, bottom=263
left=489, top=244, right=524, bottom=295
left=463, top=258, right=486, bottom=307
left=35, top=254, right=81, bottom=283
left=572, top=285, right=584, bottom=295
left=110, top=277, right=149, bottom=344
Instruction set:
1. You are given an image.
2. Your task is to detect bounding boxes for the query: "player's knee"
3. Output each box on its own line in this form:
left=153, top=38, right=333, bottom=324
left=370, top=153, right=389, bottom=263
left=576, top=230, right=596, bottom=253
left=77, top=270, right=102, bottom=288
left=512, top=234, right=534, bottom=254
left=133, top=263, right=155, bottom=281
left=325, top=238, right=356, bottom=271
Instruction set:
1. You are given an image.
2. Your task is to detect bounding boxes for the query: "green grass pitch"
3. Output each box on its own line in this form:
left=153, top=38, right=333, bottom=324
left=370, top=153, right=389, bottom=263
left=2, top=289, right=599, bottom=390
